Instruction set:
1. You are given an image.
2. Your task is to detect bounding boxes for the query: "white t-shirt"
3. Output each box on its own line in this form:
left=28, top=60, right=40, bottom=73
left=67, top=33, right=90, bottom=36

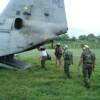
left=40, top=50, right=47, bottom=57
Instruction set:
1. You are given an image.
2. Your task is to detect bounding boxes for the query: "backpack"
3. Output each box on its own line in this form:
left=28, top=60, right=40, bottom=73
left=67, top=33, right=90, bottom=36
left=83, top=51, right=93, bottom=64
left=55, top=47, right=62, bottom=56
left=64, top=51, right=73, bottom=64
left=47, top=53, right=51, bottom=60
left=64, top=51, right=71, bottom=60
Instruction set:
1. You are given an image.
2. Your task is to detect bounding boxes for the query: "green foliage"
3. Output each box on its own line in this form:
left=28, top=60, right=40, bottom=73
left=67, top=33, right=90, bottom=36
left=56, top=34, right=100, bottom=49
left=0, top=49, right=100, bottom=100
left=57, top=34, right=70, bottom=41
left=79, top=35, right=87, bottom=40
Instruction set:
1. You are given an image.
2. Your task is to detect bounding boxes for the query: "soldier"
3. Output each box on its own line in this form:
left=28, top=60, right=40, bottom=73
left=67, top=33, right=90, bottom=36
left=63, top=45, right=73, bottom=79
left=54, top=43, right=63, bottom=69
left=78, top=45, right=96, bottom=88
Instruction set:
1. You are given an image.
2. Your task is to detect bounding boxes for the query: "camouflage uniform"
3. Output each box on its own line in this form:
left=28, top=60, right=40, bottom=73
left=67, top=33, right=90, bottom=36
left=81, top=49, right=95, bottom=88
left=63, top=49, right=73, bottom=78
left=55, top=46, right=62, bottom=60
left=54, top=44, right=62, bottom=68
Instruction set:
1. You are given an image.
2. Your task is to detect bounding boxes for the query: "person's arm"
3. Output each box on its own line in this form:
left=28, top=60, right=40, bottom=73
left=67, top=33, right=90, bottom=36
left=93, top=60, right=95, bottom=71
left=70, top=53, right=73, bottom=64
left=78, top=53, right=83, bottom=70
left=38, top=51, right=41, bottom=61
left=93, top=54, right=96, bottom=71
left=71, top=53, right=73, bottom=64
left=78, top=58, right=83, bottom=67
left=54, top=47, right=56, bottom=55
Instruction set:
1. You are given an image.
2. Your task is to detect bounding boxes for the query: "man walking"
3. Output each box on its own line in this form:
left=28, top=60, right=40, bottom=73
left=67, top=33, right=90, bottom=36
left=63, top=45, right=73, bottom=79
left=39, top=46, right=48, bottom=70
left=78, top=45, right=96, bottom=88
left=54, top=43, right=63, bottom=69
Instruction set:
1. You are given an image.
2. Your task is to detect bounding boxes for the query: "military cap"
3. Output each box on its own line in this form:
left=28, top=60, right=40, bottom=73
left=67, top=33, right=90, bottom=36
left=84, top=45, right=89, bottom=49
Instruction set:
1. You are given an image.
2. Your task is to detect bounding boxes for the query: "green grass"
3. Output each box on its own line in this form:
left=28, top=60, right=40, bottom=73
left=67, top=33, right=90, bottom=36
left=0, top=49, right=100, bottom=100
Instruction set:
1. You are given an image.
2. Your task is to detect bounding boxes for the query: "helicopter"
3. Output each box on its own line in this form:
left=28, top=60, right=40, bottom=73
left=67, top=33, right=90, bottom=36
left=0, top=0, right=68, bottom=70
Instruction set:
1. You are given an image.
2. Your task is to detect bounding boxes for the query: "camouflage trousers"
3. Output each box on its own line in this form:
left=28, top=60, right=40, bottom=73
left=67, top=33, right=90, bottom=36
left=64, top=61, right=71, bottom=78
left=41, top=56, right=47, bottom=70
left=82, top=64, right=93, bottom=88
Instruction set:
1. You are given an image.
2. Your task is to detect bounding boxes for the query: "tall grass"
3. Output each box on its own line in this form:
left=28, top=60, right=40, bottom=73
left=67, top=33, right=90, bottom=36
left=0, top=49, right=100, bottom=100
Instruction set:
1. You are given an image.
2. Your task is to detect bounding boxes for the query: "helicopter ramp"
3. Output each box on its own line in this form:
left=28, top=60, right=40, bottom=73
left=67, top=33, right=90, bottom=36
left=0, top=54, right=31, bottom=70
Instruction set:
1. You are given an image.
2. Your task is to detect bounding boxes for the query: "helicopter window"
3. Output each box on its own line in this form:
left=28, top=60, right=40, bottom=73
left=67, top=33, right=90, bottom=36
left=23, top=5, right=33, bottom=16
left=44, top=13, right=49, bottom=17
left=14, top=18, right=23, bottom=29
left=16, top=10, right=21, bottom=15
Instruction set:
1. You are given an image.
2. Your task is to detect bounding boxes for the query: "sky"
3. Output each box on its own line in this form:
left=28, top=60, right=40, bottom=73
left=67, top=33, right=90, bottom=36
left=0, top=0, right=9, bottom=14
left=64, top=0, right=100, bottom=37
left=0, top=0, right=100, bottom=37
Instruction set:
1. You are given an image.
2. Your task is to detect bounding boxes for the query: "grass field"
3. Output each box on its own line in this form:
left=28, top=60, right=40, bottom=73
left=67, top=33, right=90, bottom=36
left=0, top=49, right=100, bottom=100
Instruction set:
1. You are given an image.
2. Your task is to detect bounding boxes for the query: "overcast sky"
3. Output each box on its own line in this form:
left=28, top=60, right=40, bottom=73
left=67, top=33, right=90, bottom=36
left=0, top=0, right=100, bottom=37
left=0, top=0, right=9, bottom=14
left=64, top=0, right=100, bottom=37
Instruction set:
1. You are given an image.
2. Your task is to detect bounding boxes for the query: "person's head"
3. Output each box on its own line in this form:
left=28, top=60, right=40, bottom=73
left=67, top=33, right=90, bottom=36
left=84, top=44, right=89, bottom=49
left=81, top=43, right=89, bottom=50
left=64, top=45, right=68, bottom=50
left=40, top=46, right=46, bottom=51
left=82, top=44, right=90, bottom=51
left=56, top=42, right=61, bottom=47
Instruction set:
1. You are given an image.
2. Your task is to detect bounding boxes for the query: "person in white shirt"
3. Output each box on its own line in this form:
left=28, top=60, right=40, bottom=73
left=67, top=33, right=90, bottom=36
left=39, top=46, right=47, bottom=70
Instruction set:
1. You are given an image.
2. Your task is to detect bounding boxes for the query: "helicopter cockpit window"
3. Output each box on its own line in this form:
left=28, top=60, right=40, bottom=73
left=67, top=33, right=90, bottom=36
left=14, top=18, right=23, bottom=29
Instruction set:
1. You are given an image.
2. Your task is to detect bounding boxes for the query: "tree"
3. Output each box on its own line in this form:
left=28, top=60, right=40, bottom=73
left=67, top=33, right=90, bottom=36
left=71, top=36, right=77, bottom=41
left=58, top=34, right=70, bottom=41
left=96, top=35, right=100, bottom=41
left=87, top=33, right=95, bottom=41
left=78, top=35, right=87, bottom=40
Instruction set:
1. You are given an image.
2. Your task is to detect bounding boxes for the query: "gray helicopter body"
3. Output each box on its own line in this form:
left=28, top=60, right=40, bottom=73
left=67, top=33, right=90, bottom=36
left=0, top=0, right=67, bottom=70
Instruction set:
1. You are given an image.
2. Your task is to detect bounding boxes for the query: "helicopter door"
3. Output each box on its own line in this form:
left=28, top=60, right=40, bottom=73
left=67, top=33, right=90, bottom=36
left=0, top=18, right=13, bottom=33
left=0, top=18, right=13, bottom=56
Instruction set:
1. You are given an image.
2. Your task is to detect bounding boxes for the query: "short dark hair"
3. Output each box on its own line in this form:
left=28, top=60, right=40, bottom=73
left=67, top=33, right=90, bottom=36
left=40, top=47, right=45, bottom=51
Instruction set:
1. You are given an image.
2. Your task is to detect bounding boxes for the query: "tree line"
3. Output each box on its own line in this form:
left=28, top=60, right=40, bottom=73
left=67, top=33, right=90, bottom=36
left=56, top=33, right=100, bottom=49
